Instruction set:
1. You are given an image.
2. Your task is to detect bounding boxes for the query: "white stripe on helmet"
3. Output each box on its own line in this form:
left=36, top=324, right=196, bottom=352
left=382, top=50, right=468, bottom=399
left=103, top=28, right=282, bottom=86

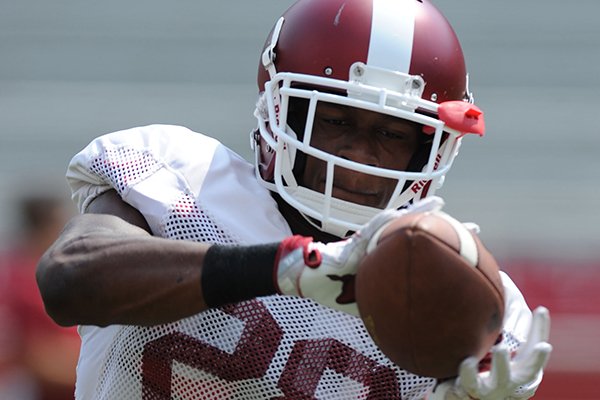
left=368, top=0, right=416, bottom=73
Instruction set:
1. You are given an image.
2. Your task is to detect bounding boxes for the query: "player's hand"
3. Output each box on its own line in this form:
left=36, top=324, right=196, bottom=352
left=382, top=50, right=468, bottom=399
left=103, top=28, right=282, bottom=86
left=429, top=307, right=553, bottom=400
left=274, top=196, right=444, bottom=315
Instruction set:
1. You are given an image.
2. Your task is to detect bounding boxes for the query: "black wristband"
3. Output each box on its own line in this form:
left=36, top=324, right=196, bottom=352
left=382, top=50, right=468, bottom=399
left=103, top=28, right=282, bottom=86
left=201, top=243, right=280, bottom=308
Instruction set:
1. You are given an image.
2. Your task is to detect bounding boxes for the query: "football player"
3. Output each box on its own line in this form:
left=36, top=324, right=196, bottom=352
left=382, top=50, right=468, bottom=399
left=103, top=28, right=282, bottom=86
left=36, top=0, right=551, bottom=399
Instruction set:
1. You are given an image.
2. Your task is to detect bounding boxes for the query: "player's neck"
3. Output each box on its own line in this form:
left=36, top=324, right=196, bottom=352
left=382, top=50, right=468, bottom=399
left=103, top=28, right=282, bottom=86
left=272, top=193, right=340, bottom=243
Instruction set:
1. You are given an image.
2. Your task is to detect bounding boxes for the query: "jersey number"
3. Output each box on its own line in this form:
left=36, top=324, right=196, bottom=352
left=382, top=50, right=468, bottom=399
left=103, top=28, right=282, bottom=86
left=141, top=300, right=400, bottom=399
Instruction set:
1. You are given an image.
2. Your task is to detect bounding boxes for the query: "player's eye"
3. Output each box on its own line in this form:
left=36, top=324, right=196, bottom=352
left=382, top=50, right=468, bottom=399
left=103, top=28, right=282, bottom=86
left=323, top=118, right=349, bottom=126
left=377, top=129, right=406, bottom=140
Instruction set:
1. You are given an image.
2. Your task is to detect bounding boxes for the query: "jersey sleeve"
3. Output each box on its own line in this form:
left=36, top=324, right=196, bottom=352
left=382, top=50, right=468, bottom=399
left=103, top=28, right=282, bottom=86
left=67, top=124, right=217, bottom=212
left=66, top=124, right=290, bottom=244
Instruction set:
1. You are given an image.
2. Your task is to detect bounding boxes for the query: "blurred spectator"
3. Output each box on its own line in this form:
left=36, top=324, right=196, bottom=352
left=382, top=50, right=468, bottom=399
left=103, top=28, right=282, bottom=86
left=0, top=194, right=79, bottom=400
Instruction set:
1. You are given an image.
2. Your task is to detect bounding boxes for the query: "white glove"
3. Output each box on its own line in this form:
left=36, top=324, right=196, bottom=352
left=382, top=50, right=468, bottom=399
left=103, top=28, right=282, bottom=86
left=430, top=306, right=553, bottom=400
left=274, top=196, right=445, bottom=315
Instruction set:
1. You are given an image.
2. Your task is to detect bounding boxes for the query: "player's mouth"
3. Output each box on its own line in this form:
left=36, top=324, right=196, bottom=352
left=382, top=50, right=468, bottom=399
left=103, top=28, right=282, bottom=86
left=331, top=182, right=381, bottom=207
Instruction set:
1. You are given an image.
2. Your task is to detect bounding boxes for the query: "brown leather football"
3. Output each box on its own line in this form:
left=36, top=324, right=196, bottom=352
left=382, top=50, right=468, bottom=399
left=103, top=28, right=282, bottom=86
left=355, top=211, right=504, bottom=379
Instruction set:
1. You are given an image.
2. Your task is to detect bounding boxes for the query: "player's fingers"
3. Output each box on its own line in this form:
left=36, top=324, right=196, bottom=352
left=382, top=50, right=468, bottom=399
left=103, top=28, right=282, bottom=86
left=361, top=209, right=403, bottom=238
left=364, top=197, right=446, bottom=246
left=457, top=356, right=483, bottom=397
left=530, top=306, right=551, bottom=343
left=514, top=306, right=551, bottom=362
left=489, top=345, right=511, bottom=390
left=512, top=342, right=553, bottom=385
left=362, top=211, right=406, bottom=252
left=409, top=195, right=445, bottom=213
left=462, top=222, right=480, bottom=235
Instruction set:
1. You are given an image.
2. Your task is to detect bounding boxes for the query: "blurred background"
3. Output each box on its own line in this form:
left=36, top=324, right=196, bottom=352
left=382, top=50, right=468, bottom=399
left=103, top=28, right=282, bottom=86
left=0, top=0, right=598, bottom=398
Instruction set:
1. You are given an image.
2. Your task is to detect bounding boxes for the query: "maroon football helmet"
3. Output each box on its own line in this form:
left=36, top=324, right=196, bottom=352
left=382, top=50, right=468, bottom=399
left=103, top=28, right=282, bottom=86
left=251, top=0, right=484, bottom=236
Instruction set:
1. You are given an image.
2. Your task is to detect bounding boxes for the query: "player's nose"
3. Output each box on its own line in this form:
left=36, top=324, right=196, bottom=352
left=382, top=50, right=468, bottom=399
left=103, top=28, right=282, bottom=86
left=336, top=130, right=380, bottom=167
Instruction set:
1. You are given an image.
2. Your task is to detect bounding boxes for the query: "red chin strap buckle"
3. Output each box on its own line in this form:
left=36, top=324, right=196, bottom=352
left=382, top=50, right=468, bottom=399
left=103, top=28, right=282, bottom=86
left=438, top=101, right=485, bottom=137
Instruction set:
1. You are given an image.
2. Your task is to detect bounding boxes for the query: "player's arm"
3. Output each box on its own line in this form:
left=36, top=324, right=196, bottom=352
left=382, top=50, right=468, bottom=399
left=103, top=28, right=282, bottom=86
left=37, top=190, right=442, bottom=327
left=36, top=187, right=356, bottom=327
left=36, top=189, right=213, bottom=327
left=37, top=189, right=321, bottom=327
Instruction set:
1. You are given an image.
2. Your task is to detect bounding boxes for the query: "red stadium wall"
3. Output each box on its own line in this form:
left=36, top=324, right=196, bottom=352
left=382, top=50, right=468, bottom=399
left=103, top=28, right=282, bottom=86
left=501, top=261, right=600, bottom=400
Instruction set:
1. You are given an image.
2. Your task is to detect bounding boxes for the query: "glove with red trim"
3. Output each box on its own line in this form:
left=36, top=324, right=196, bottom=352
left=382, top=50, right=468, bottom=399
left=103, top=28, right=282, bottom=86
left=274, top=196, right=445, bottom=315
left=429, top=306, right=552, bottom=400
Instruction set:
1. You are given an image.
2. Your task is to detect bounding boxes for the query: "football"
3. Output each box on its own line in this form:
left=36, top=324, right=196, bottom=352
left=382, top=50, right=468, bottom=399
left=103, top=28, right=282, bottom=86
left=355, top=211, right=505, bottom=379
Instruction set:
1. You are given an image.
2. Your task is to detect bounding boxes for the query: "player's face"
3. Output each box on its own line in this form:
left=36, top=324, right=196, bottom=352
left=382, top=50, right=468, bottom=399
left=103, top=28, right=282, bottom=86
left=300, top=102, right=421, bottom=208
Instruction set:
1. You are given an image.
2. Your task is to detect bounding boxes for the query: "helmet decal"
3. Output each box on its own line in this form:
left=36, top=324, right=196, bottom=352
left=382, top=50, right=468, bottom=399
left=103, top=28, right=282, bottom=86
left=367, top=0, right=415, bottom=73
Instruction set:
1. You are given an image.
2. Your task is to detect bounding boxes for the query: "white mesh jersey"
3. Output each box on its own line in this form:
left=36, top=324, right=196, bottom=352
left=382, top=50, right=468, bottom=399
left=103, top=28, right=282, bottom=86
left=66, top=124, right=534, bottom=400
